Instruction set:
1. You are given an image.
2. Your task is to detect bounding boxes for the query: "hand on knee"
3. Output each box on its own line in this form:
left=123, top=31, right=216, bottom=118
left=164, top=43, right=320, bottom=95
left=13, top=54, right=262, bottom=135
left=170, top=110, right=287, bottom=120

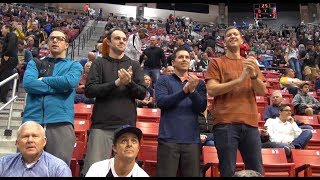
left=305, top=108, right=314, bottom=116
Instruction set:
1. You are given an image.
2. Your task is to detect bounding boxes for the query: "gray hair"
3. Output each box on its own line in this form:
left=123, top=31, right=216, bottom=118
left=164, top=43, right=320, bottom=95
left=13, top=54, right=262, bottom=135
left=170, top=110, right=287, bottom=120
left=233, top=170, right=263, bottom=177
left=17, top=121, right=45, bottom=138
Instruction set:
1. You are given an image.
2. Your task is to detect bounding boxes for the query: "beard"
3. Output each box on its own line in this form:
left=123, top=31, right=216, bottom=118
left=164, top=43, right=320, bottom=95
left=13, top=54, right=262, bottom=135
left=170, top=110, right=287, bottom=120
left=110, top=46, right=124, bottom=55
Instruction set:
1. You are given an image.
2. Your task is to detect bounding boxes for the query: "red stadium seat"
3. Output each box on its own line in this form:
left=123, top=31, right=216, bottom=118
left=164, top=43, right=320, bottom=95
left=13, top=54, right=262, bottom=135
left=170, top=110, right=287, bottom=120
left=291, top=149, right=320, bottom=177
left=136, top=121, right=159, bottom=146
left=136, top=108, right=161, bottom=123
left=202, top=146, right=245, bottom=177
left=74, top=103, right=93, bottom=121
left=294, top=115, right=320, bottom=129
left=261, top=148, right=295, bottom=177
left=305, top=129, right=320, bottom=150
left=256, top=96, right=268, bottom=119
left=137, top=145, right=158, bottom=177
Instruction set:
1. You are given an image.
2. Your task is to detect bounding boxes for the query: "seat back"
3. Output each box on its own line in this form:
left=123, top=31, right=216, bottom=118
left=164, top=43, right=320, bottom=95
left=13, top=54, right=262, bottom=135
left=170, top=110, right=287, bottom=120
left=136, top=108, right=161, bottom=123
left=256, top=96, right=268, bottom=118
left=291, top=149, right=320, bottom=177
left=261, top=148, right=295, bottom=177
left=72, top=141, right=86, bottom=160
left=136, top=121, right=159, bottom=146
left=202, top=146, right=244, bottom=177
left=137, top=145, right=157, bottom=177
left=294, top=115, right=320, bottom=129
left=74, top=103, right=93, bottom=121
left=306, top=129, right=320, bottom=150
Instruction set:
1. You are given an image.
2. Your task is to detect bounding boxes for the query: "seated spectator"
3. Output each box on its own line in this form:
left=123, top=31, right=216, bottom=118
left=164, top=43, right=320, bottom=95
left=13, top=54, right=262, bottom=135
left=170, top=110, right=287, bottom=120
left=0, top=121, right=72, bottom=177
left=280, top=68, right=305, bottom=97
left=264, top=90, right=313, bottom=129
left=17, top=39, right=33, bottom=73
left=86, top=125, right=149, bottom=177
left=197, top=52, right=209, bottom=72
left=264, top=104, right=312, bottom=155
left=136, top=75, right=156, bottom=108
left=75, top=61, right=95, bottom=104
left=79, top=52, right=96, bottom=68
left=26, top=35, right=39, bottom=58
left=292, top=82, right=320, bottom=116
left=164, top=66, right=174, bottom=75
left=198, top=107, right=214, bottom=147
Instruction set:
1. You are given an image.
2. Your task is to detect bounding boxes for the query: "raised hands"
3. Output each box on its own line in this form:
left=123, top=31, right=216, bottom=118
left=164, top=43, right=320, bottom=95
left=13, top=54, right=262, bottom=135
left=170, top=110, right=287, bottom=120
left=183, top=73, right=199, bottom=94
left=115, top=66, right=133, bottom=86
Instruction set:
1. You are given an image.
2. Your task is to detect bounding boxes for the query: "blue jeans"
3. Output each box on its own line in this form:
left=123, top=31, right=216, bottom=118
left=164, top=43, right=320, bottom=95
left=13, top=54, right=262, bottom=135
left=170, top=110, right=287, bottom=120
left=292, top=129, right=313, bottom=149
left=143, top=68, right=160, bottom=86
left=213, top=124, right=263, bottom=177
left=288, top=58, right=302, bottom=80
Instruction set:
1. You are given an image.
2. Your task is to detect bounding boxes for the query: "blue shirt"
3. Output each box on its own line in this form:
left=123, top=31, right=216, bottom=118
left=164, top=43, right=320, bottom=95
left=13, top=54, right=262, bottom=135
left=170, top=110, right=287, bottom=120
left=0, top=151, right=72, bottom=177
left=263, top=104, right=280, bottom=121
left=155, top=74, right=207, bottom=143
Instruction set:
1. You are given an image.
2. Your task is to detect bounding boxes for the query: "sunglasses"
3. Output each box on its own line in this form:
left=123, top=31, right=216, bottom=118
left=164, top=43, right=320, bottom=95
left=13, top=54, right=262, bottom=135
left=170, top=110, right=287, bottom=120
left=48, top=36, right=66, bottom=42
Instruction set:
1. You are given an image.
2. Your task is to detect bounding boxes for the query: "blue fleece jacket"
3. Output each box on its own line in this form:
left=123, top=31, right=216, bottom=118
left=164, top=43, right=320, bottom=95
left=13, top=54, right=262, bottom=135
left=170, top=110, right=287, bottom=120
left=22, top=57, right=83, bottom=125
left=155, top=74, right=207, bottom=143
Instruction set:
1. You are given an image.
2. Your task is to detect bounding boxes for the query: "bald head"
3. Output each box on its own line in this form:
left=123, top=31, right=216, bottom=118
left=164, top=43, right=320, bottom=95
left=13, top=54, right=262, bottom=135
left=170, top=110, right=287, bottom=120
left=150, top=36, right=157, bottom=46
left=88, top=52, right=96, bottom=61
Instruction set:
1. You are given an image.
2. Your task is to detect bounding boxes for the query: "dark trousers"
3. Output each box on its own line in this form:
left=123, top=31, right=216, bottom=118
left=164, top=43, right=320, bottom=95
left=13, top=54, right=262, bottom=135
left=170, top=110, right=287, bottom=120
left=156, top=139, right=201, bottom=177
left=213, top=124, right=263, bottom=177
left=0, top=70, right=13, bottom=103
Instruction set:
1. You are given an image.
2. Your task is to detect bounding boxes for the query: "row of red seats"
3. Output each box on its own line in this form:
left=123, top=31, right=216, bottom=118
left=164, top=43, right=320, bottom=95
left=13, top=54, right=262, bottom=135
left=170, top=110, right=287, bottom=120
left=203, top=146, right=320, bottom=177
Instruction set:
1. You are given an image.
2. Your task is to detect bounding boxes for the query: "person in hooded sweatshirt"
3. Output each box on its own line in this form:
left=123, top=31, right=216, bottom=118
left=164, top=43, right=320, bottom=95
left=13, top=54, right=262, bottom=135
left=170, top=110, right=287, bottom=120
left=82, top=28, right=147, bottom=176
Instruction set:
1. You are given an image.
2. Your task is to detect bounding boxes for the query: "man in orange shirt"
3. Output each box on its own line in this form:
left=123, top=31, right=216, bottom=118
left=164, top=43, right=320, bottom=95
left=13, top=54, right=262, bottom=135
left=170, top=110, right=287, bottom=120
left=205, top=26, right=266, bottom=177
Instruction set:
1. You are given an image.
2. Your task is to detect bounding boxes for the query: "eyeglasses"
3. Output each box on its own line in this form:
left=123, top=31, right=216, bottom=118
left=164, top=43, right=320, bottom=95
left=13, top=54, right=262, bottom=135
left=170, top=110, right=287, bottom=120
left=48, top=36, right=66, bottom=42
left=282, top=109, right=291, bottom=112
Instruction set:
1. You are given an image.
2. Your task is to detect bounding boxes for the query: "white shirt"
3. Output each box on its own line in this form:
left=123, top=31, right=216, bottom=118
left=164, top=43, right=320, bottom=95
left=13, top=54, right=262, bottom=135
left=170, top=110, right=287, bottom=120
left=265, top=117, right=302, bottom=143
left=85, top=158, right=149, bottom=177
left=125, top=33, right=142, bottom=61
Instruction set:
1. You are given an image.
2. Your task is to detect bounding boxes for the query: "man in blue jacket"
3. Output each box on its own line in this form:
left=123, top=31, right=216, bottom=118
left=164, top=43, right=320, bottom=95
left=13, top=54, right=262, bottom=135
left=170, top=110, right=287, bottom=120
left=155, top=47, right=207, bottom=177
left=23, top=30, right=83, bottom=166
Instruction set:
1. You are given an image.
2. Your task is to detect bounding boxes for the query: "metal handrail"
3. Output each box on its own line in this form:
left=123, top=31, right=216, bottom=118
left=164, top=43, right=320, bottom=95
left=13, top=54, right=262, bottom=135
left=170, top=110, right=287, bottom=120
left=0, top=73, right=19, bottom=136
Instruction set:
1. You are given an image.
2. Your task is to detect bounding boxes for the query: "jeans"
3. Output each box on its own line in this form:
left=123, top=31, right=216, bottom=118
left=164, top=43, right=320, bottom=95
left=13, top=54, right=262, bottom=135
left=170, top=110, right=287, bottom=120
left=143, top=68, right=160, bottom=86
left=74, top=93, right=95, bottom=104
left=288, top=58, right=302, bottom=80
left=213, top=124, right=263, bottom=177
left=291, top=129, right=313, bottom=149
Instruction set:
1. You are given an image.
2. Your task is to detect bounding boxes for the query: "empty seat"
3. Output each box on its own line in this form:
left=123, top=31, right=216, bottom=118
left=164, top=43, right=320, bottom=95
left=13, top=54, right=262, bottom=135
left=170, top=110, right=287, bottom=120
left=306, top=129, right=320, bottom=150
left=291, top=149, right=320, bottom=177
left=136, top=108, right=161, bottom=123
left=261, top=148, right=295, bottom=177
left=137, top=145, right=157, bottom=177
left=293, top=115, right=320, bottom=129
left=136, top=121, right=159, bottom=146
left=202, top=146, right=245, bottom=177
left=74, top=103, right=93, bottom=121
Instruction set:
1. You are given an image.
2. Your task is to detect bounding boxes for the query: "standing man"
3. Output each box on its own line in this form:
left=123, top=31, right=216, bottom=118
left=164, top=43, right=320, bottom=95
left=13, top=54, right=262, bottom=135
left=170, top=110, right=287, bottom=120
left=125, top=28, right=149, bottom=62
left=141, top=36, right=167, bottom=85
left=0, top=25, right=18, bottom=104
left=155, top=47, right=207, bottom=177
left=82, top=28, right=146, bottom=176
left=205, top=26, right=266, bottom=177
left=23, top=30, right=83, bottom=166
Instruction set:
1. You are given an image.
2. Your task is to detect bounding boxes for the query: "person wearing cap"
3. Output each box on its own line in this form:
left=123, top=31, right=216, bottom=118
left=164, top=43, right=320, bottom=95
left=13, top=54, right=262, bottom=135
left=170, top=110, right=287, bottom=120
left=85, top=125, right=149, bottom=177
left=125, top=28, right=149, bottom=62
left=292, top=82, right=320, bottom=116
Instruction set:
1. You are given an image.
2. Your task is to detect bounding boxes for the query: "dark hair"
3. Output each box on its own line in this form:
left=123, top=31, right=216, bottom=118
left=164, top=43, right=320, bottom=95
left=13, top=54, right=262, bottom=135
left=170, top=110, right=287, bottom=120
left=224, top=26, right=241, bottom=36
left=172, top=47, right=189, bottom=61
left=176, top=34, right=185, bottom=41
left=106, top=27, right=123, bottom=41
left=279, top=104, right=290, bottom=111
left=3, top=25, right=13, bottom=32
left=18, top=39, right=25, bottom=45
